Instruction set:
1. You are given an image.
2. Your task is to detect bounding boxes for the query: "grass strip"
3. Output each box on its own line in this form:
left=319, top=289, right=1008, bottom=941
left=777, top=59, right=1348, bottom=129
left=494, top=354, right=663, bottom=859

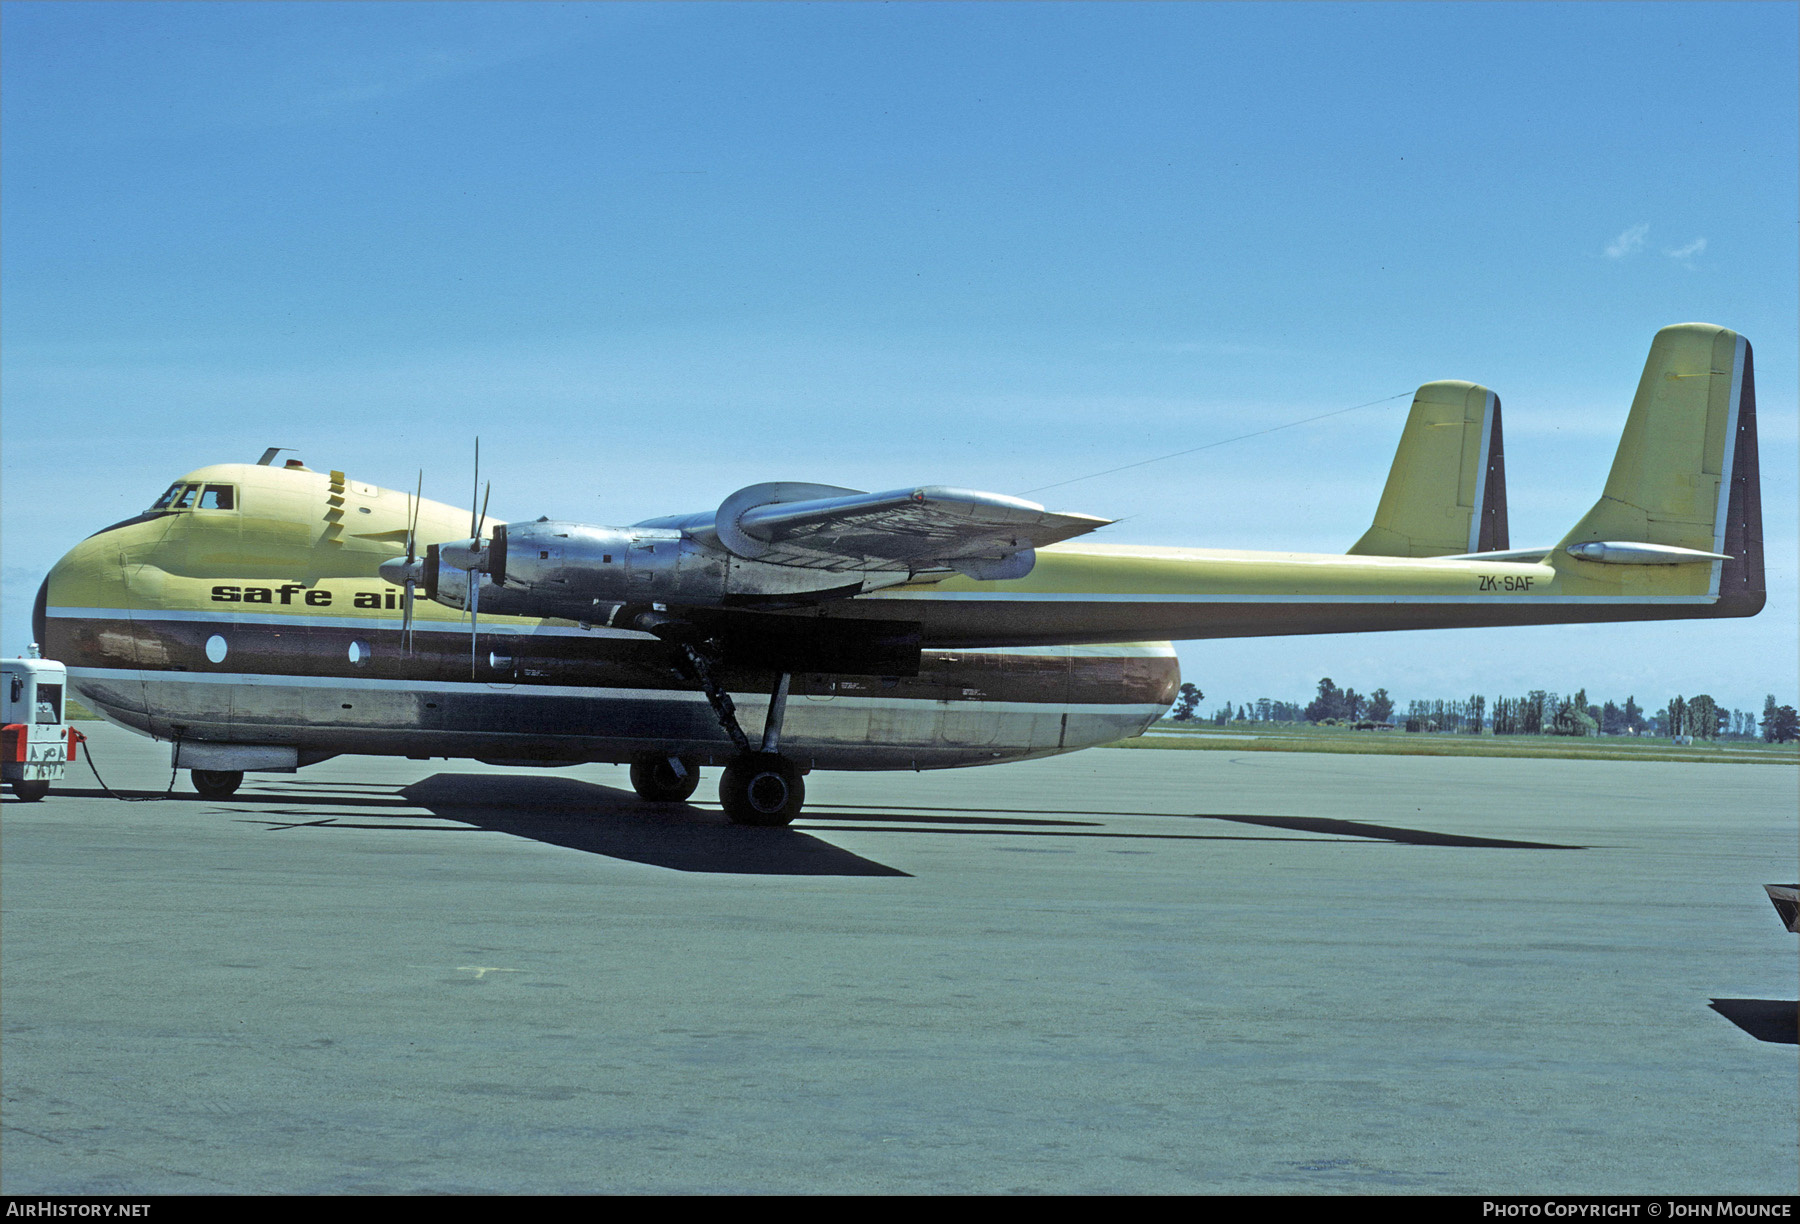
left=1112, top=728, right=1797, bottom=764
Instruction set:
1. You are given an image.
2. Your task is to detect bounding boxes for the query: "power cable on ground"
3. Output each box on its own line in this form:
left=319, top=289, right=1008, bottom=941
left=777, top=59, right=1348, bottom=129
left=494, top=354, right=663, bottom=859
left=72, top=729, right=180, bottom=801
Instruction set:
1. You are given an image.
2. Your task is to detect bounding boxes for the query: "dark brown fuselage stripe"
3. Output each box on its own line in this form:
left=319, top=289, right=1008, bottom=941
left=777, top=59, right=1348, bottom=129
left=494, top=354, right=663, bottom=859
left=47, top=616, right=1179, bottom=707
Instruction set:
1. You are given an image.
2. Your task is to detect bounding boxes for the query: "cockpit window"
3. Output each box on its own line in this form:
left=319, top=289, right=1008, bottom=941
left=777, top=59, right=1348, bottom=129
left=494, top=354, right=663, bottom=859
left=148, top=481, right=236, bottom=513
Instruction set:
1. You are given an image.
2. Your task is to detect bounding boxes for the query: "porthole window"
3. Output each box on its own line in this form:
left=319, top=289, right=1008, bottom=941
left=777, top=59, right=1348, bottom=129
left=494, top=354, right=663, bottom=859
left=347, top=640, right=372, bottom=667
left=205, top=635, right=229, bottom=663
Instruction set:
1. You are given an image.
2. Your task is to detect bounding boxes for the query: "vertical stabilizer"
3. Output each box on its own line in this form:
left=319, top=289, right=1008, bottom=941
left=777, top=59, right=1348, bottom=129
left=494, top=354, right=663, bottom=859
left=1349, top=380, right=1507, bottom=557
left=1549, top=324, right=1762, bottom=615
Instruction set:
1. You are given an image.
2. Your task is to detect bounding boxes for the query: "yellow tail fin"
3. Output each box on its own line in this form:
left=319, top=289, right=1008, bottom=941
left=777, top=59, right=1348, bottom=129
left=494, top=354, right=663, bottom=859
left=1549, top=323, right=1763, bottom=614
left=1349, top=380, right=1507, bottom=558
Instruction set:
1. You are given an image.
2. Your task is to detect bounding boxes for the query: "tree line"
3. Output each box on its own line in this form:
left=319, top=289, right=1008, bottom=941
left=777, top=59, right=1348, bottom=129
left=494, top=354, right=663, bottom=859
left=1167, top=680, right=1799, bottom=742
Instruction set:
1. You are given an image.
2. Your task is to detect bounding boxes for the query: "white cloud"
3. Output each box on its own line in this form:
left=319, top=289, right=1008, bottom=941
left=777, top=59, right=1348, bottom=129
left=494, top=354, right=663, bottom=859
left=1665, top=237, right=1707, bottom=267
left=1605, top=223, right=1650, bottom=259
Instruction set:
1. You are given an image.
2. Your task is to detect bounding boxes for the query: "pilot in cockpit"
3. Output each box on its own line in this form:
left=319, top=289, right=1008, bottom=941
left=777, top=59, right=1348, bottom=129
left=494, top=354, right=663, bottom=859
left=148, top=481, right=235, bottom=511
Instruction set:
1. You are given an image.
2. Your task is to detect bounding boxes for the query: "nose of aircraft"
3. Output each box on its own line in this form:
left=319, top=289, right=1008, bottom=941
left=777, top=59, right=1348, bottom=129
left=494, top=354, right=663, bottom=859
left=31, top=575, right=50, bottom=650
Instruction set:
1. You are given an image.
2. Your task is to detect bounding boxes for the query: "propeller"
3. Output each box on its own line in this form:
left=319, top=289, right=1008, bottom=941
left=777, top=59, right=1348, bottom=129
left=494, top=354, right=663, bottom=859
left=471, top=437, right=482, bottom=540
left=468, top=477, right=490, bottom=679
left=377, top=471, right=427, bottom=657
left=377, top=441, right=494, bottom=678
left=401, top=471, right=422, bottom=656
left=430, top=440, right=498, bottom=678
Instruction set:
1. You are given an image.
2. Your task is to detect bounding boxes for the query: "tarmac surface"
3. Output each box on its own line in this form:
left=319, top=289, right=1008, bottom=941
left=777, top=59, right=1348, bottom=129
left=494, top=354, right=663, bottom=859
left=3, top=722, right=1795, bottom=1195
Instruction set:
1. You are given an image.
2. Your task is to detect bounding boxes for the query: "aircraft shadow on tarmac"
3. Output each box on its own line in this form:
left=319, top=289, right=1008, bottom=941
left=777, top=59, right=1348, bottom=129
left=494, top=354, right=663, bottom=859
left=1709, top=998, right=1799, bottom=1045
left=1179, top=812, right=1583, bottom=850
left=176, top=777, right=1582, bottom=874
left=234, top=778, right=1359, bottom=874
left=244, top=774, right=915, bottom=877
left=806, top=805, right=1584, bottom=850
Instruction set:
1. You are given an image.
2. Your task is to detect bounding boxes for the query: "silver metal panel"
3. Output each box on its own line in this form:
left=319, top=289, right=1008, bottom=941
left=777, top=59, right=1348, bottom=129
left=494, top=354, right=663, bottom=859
left=724, top=483, right=1110, bottom=570
left=91, top=671, right=1164, bottom=773
left=173, top=742, right=299, bottom=772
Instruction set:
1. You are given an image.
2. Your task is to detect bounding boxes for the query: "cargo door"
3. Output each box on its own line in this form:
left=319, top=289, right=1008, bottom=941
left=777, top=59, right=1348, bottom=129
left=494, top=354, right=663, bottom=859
left=938, top=651, right=1005, bottom=748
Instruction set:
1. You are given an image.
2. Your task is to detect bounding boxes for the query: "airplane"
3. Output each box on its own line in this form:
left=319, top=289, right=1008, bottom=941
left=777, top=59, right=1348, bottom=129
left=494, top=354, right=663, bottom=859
left=29, top=323, right=1763, bottom=824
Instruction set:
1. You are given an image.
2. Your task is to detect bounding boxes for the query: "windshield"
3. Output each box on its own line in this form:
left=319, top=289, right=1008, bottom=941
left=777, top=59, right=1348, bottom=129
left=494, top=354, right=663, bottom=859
left=148, top=482, right=235, bottom=512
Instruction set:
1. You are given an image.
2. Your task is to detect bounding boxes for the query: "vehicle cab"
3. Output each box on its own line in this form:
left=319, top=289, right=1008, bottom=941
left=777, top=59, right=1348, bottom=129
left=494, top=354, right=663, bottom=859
left=3, top=654, right=78, bottom=801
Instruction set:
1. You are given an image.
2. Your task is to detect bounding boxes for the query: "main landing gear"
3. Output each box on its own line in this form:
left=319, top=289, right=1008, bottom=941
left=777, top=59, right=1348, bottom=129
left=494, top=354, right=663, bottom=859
left=678, top=651, right=806, bottom=827
left=719, top=752, right=805, bottom=827
left=628, top=756, right=700, bottom=803
left=191, top=769, right=243, bottom=800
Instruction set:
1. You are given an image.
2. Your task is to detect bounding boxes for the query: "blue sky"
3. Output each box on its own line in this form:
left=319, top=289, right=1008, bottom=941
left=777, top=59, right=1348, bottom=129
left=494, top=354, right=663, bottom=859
left=4, top=1, right=1796, bottom=717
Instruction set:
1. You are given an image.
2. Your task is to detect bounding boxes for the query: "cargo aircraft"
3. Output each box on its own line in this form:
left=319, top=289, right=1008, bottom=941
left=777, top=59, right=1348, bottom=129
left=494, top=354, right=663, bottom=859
left=32, top=324, right=1763, bottom=823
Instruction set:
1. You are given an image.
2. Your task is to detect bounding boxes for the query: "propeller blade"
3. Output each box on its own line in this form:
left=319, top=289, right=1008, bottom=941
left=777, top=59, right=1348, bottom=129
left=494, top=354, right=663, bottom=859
left=470, top=438, right=480, bottom=540
left=401, top=471, right=423, bottom=657
left=468, top=566, right=480, bottom=680
left=406, top=471, right=422, bottom=564
left=477, top=481, right=491, bottom=540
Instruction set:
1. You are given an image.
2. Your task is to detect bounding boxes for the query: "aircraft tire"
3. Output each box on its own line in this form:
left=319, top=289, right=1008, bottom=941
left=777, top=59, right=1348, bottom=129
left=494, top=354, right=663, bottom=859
left=719, top=753, right=804, bottom=827
left=191, top=769, right=243, bottom=800
left=9, top=779, right=50, bottom=802
left=629, top=757, right=700, bottom=803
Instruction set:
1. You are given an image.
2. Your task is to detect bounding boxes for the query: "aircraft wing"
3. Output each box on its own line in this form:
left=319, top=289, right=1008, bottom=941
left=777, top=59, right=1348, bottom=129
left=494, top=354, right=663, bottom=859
left=717, top=484, right=1112, bottom=573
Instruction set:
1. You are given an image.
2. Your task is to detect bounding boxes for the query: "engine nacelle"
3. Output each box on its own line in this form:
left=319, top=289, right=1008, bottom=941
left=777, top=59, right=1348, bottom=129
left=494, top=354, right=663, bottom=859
left=429, top=519, right=898, bottom=620
left=493, top=521, right=721, bottom=609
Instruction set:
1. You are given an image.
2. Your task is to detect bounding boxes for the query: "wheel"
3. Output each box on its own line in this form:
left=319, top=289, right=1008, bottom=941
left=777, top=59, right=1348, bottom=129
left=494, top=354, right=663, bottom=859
left=9, top=779, right=50, bottom=802
left=718, top=753, right=804, bottom=827
left=629, top=757, right=700, bottom=803
left=191, top=769, right=243, bottom=800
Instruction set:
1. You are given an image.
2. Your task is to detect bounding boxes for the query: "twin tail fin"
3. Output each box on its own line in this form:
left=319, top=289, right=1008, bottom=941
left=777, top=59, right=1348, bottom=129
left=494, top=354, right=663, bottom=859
left=1549, top=323, right=1762, bottom=614
left=1349, top=380, right=1507, bottom=559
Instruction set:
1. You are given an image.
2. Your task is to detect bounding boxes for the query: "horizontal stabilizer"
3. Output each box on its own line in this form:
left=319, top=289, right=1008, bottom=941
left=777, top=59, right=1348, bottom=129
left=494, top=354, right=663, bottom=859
left=1349, top=381, right=1507, bottom=558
